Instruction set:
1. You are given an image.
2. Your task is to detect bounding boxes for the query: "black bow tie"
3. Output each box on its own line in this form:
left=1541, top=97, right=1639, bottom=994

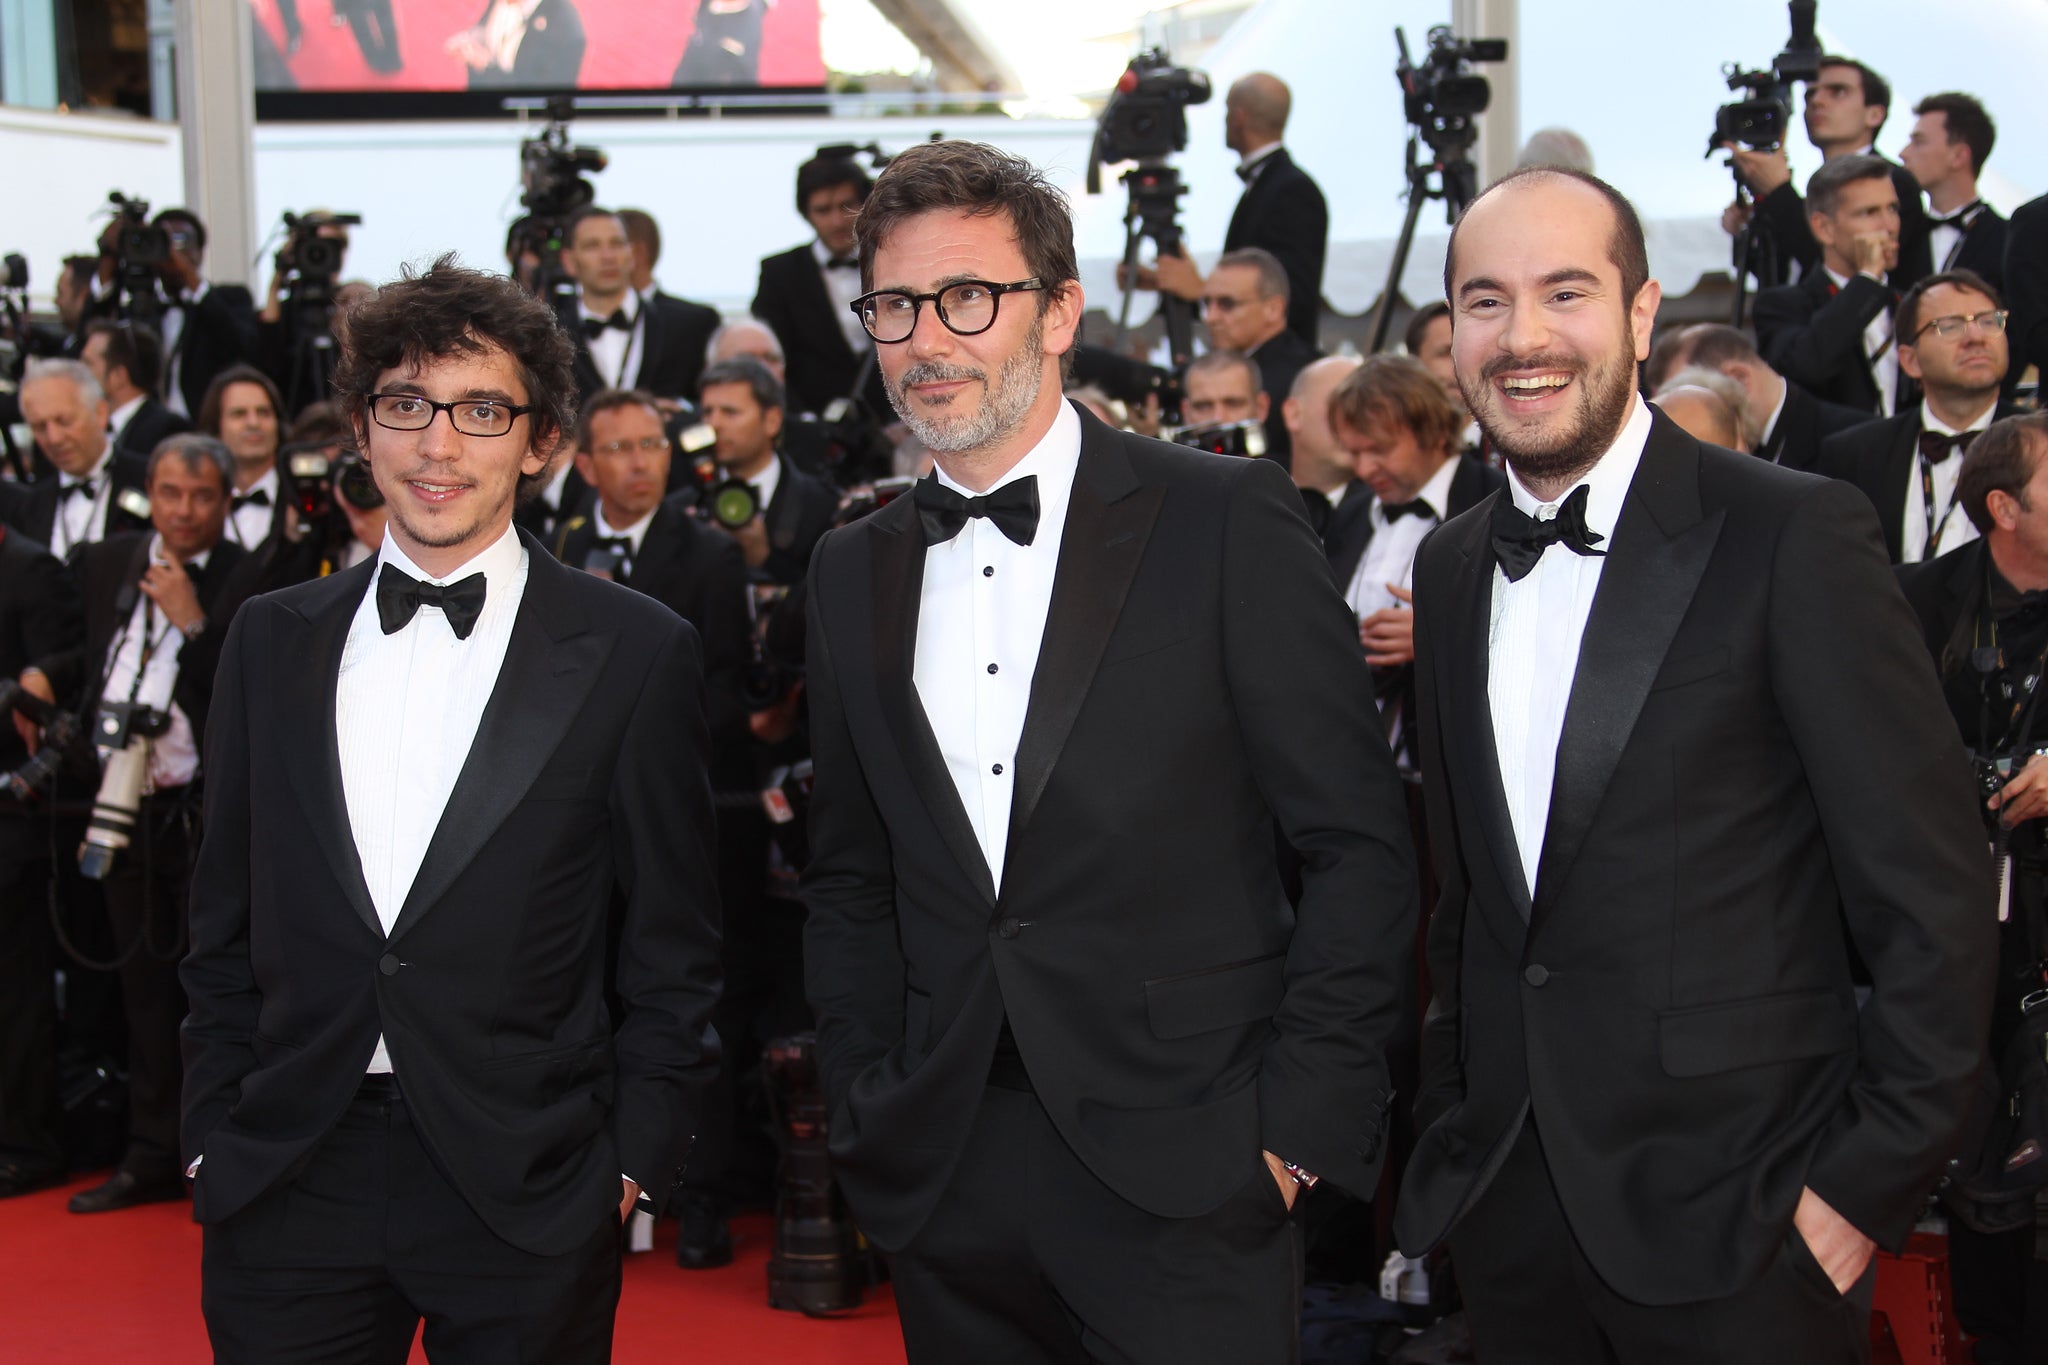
left=1236, top=161, right=1263, bottom=184
left=60, top=479, right=97, bottom=501
left=233, top=488, right=270, bottom=511
left=1491, top=484, right=1607, bottom=583
left=913, top=474, right=1041, bottom=547
left=1382, top=499, right=1436, bottom=523
left=1919, top=428, right=1982, bottom=464
left=824, top=255, right=857, bottom=271
left=581, top=309, right=631, bottom=340
left=376, top=563, right=488, bottom=640
left=1927, top=202, right=1981, bottom=233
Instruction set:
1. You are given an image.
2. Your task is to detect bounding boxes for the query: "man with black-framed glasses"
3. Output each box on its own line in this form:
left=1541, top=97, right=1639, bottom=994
left=182, top=258, right=721, bottom=1364
left=1821, top=269, right=2022, bottom=563
left=806, top=139, right=1415, bottom=1363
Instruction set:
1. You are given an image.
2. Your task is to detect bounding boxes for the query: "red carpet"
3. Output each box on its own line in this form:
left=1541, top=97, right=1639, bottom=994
left=0, top=1172, right=905, bottom=1364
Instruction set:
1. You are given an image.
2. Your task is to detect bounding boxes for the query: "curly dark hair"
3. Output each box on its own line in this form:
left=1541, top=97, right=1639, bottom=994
left=332, top=254, right=577, bottom=501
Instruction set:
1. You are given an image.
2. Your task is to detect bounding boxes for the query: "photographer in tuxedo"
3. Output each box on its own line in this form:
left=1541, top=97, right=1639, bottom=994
left=181, top=258, right=721, bottom=1364
left=5, top=359, right=153, bottom=557
left=1900, top=94, right=2005, bottom=288
left=1394, top=165, right=1994, bottom=1363
left=556, top=207, right=718, bottom=406
left=18, top=434, right=244, bottom=1215
left=89, top=208, right=260, bottom=420
left=752, top=153, right=886, bottom=419
left=801, top=139, right=1415, bottom=1362
left=80, top=321, right=191, bottom=462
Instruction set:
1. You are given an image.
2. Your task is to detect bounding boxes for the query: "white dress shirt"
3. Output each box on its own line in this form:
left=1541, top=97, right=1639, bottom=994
left=1928, top=201, right=1982, bottom=273
left=161, top=282, right=210, bottom=417
left=746, top=452, right=783, bottom=518
left=593, top=501, right=655, bottom=554
left=578, top=293, right=643, bottom=390
left=1901, top=400, right=1995, bottom=563
left=1756, top=383, right=1789, bottom=460
left=1237, top=140, right=1284, bottom=182
left=106, top=393, right=145, bottom=449
left=1824, top=266, right=1899, bottom=416
left=812, top=238, right=872, bottom=357
left=98, top=535, right=205, bottom=791
left=913, top=400, right=1083, bottom=888
left=337, top=524, right=529, bottom=1073
left=51, top=448, right=117, bottom=559
left=1488, top=397, right=1654, bottom=897
left=225, top=465, right=279, bottom=549
left=1346, top=453, right=1460, bottom=618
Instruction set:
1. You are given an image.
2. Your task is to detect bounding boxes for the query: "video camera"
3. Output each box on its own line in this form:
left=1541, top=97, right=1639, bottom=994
left=1087, top=48, right=1210, bottom=185
left=1709, top=1, right=1822, bottom=155
left=511, top=99, right=609, bottom=301
left=277, top=210, right=361, bottom=288
left=1169, top=419, right=1267, bottom=460
left=103, top=192, right=172, bottom=328
left=1396, top=25, right=1507, bottom=134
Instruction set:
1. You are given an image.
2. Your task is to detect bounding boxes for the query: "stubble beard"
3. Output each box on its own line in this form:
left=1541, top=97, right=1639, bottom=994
left=1462, top=324, right=1639, bottom=491
left=885, top=313, right=1046, bottom=457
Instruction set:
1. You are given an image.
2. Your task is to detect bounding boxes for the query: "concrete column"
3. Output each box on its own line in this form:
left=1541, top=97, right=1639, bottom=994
left=1452, top=0, right=1519, bottom=190
left=173, top=0, right=257, bottom=286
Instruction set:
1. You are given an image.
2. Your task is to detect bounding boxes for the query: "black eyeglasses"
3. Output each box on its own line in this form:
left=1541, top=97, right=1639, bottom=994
left=851, top=278, right=1045, bottom=344
left=367, top=393, right=536, bottom=438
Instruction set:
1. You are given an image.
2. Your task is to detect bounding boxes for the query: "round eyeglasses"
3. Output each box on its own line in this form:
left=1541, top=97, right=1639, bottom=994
left=367, top=393, right=535, bottom=438
left=851, top=278, right=1045, bottom=344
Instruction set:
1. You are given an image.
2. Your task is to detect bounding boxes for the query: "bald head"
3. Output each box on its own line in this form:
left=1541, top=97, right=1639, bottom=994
left=1226, top=73, right=1292, bottom=153
left=1655, top=385, right=1745, bottom=452
left=1284, top=355, right=1363, bottom=493
left=708, top=317, right=787, bottom=383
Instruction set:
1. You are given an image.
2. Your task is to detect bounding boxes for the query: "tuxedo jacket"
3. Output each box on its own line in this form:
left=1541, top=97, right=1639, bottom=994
left=1753, top=160, right=1933, bottom=291
left=1757, top=379, right=1874, bottom=473
left=2005, top=195, right=2048, bottom=402
left=760, top=452, right=838, bottom=587
left=0, top=529, right=82, bottom=863
left=1753, top=267, right=1895, bottom=414
left=1893, top=539, right=1996, bottom=750
left=559, top=292, right=719, bottom=404
left=35, top=532, right=245, bottom=750
left=752, top=244, right=887, bottom=418
left=179, top=535, right=722, bottom=1256
left=1940, top=204, right=2009, bottom=290
left=552, top=497, right=752, bottom=779
left=1816, top=400, right=2024, bottom=563
left=82, top=285, right=261, bottom=420
left=1225, top=148, right=1328, bottom=344
left=800, top=403, right=1418, bottom=1251
left=0, top=450, right=154, bottom=553
left=467, top=0, right=584, bottom=86
left=1326, top=455, right=1502, bottom=592
left=112, top=397, right=192, bottom=462
left=1247, top=328, right=1322, bottom=471
left=1392, top=412, right=1995, bottom=1306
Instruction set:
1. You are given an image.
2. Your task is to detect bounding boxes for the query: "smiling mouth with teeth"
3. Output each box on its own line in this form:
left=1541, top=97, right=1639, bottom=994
left=1501, top=375, right=1573, bottom=399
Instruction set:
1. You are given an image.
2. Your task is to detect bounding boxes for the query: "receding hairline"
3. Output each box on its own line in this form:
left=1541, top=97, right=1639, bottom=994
left=1445, top=170, right=1636, bottom=298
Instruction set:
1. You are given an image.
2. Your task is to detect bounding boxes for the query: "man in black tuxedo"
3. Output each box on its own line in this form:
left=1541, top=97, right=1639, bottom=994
left=89, top=209, right=260, bottom=421
left=1754, top=156, right=1907, bottom=415
left=1723, top=56, right=1932, bottom=291
left=18, top=435, right=245, bottom=1214
left=1199, top=247, right=1320, bottom=471
left=1328, top=355, right=1502, bottom=768
left=802, top=139, right=1415, bottom=1363
left=1894, top=415, right=2048, bottom=1365
left=698, top=357, right=837, bottom=587
left=1900, top=93, right=2005, bottom=290
left=752, top=154, right=884, bottom=418
left=1395, top=166, right=1994, bottom=1363
left=451, top=0, right=584, bottom=87
left=556, top=208, right=719, bottom=406
left=1283, top=354, right=1363, bottom=540
left=1650, top=323, right=1869, bottom=471
left=1148, top=72, right=1328, bottom=345
left=81, top=321, right=191, bottom=461
left=0, top=528, right=83, bottom=1200
left=5, top=359, right=153, bottom=557
left=181, top=259, right=721, bottom=1363
left=1820, top=270, right=2018, bottom=564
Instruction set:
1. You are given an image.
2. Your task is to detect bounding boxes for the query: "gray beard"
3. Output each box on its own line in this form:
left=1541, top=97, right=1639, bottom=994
left=886, top=316, right=1045, bottom=455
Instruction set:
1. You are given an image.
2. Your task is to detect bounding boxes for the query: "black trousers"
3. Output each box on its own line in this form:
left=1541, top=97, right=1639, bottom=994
left=889, top=1082, right=1302, bottom=1365
left=98, top=791, right=196, bottom=1183
left=1450, top=1121, right=1874, bottom=1365
left=201, top=1076, right=621, bottom=1365
left=0, top=853, right=63, bottom=1176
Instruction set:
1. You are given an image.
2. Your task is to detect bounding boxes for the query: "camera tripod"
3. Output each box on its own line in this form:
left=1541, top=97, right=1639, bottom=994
left=1725, top=174, right=1787, bottom=327
left=1111, top=159, right=1198, bottom=374
left=283, top=281, right=340, bottom=414
left=1366, top=124, right=1480, bottom=355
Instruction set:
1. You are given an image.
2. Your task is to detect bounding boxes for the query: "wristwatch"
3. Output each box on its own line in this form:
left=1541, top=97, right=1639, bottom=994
left=182, top=614, right=208, bottom=640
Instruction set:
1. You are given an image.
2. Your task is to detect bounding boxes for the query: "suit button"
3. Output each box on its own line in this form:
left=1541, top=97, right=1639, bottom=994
left=996, top=916, right=1021, bottom=939
left=379, top=954, right=402, bottom=976
left=1523, top=964, right=1549, bottom=987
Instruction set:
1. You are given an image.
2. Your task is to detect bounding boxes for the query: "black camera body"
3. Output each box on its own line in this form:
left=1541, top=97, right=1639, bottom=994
left=1091, top=48, right=1211, bottom=171
left=1398, top=26, right=1507, bottom=131
left=279, top=210, right=362, bottom=287
left=520, top=104, right=608, bottom=221
left=1170, top=419, right=1267, bottom=460
left=107, top=192, right=169, bottom=271
left=683, top=454, right=762, bottom=530
left=1709, top=1, right=1822, bottom=154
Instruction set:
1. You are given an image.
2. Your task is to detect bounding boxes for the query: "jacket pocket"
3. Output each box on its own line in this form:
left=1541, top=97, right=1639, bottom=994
left=480, top=1033, right=610, bottom=1071
left=1657, top=988, right=1855, bottom=1078
left=1649, top=646, right=1729, bottom=692
left=1144, top=954, right=1287, bottom=1040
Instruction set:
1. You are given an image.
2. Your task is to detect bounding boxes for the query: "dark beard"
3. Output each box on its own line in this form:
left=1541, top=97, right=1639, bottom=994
left=1463, top=335, right=1639, bottom=490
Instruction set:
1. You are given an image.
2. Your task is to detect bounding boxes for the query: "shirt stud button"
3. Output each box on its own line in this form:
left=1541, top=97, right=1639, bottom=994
left=987, top=663, right=998, bottom=674
left=983, top=565, right=994, bottom=577
left=992, top=763, right=1004, bottom=776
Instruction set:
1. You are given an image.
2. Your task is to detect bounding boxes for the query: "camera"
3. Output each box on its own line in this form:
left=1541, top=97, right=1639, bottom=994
left=277, top=210, right=362, bottom=286
left=0, top=678, right=82, bottom=803
left=1169, top=418, right=1267, bottom=460
left=1089, top=48, right=1210, bottom=175
left=1396, top=25, right=1507, bottom=131
left=684, top=454, right=762, bottom=530
left=80, top=701, right=170, bottom=880
left=107, top=192, right=169, bottom=271
left=1709, top=1, right=1822, bottom=155
left=520, top=99, right=608, bottom=221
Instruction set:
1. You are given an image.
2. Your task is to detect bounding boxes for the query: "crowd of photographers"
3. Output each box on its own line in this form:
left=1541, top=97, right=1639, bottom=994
left=1, top=36, right=2046, bottom=1359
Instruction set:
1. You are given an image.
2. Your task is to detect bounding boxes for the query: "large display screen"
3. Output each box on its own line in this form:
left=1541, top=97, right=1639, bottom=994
left=249, top=0, right=825, bottom=96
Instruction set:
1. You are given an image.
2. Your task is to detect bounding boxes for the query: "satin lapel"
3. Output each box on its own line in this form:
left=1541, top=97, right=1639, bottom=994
left=1438, top=495, right=1531, bottom=925
left=1529, top=421, right=1724, bottom=935
left=868, top=500, right=999, bottom=906
left=1006, top=426, right=1163, bottom=852
left=387, top=538, right=609, bottom=940
left=277, top=560, right=381, bottom=936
